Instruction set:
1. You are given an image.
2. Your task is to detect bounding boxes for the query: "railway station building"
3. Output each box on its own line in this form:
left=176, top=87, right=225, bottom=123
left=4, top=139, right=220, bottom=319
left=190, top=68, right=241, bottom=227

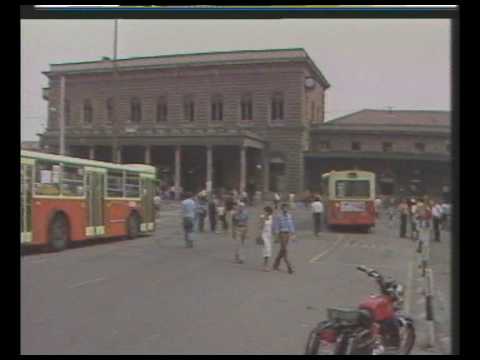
left=38, top=48, right=451, bottom=199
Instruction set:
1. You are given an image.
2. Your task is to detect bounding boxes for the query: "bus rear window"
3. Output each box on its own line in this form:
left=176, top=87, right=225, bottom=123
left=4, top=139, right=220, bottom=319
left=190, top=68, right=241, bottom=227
left=335, top=180, right=370, bottom=198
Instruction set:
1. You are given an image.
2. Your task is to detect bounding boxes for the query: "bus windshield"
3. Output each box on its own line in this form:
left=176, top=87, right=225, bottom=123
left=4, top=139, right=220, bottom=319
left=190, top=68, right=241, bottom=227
left=335, top=180, right=370, bottom=198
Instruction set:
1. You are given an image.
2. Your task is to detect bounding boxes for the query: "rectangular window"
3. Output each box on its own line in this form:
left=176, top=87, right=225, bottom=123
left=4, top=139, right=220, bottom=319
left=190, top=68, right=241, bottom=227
left=184, top=96, right=195, bottom=122
left=352, top=142, right=361, bottom=151
left=34, top=161, right=61, bottom=196
left=335, top=180, right=370, bottom=198
left=61, top=165, right=85, bottom=197
left=107, top=170, right=124, bottom=198
left=83, top=99, right=93, bottom=124
left=106, top=98, right=114, bottom=124
left=271, top=92, right=284, bottom=122
left=382, top=142, right=393, bottom=152
left=125, top=172, right=140, bottom=198
left=241, top=94, right=253, bottom=121
left=156, top=97, right=168, bottom=122
left=415, top=143, right=426, bottom=152
left=131, top=97, right=142, bottom=123
left=211, top=95, right=223, bottom=121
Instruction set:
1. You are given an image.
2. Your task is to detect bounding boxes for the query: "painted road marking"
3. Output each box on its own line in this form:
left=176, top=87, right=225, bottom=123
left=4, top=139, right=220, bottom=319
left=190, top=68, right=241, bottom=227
left=309, top=235, right=344, bottom=263
left=68, top=277, right=107, bottom=289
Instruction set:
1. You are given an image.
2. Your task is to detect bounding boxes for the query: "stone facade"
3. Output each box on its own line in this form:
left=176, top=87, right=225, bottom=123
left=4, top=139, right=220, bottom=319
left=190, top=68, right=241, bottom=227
left=38, top=50, right=450, bottom=199
left=40, top=48, right=329, bottom=195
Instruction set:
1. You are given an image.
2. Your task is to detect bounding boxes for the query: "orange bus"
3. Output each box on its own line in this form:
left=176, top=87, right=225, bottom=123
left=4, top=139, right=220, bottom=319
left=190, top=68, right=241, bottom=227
left=321, top=170, right=376, bottom=232
left=21, top=150, right=156, bottom=251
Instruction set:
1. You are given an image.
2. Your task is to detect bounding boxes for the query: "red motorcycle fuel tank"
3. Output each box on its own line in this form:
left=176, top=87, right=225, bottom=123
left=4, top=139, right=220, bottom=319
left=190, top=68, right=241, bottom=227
left=358, top=295, right=395, bottom=321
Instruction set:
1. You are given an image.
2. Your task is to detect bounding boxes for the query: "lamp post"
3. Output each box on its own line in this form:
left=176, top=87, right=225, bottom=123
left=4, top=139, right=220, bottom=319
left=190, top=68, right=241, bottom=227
left=112, top=19, right=120, bottom=163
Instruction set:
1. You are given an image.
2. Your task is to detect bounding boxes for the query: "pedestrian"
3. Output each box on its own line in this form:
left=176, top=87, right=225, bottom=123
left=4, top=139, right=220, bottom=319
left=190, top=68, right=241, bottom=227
left=154, top=193, right=161, bottom=218
left=217, top=200, right=228, bottom=232
left=169, top=185, right=176, bottom=200
left=273, top=192, right=281, bottom=210
left=208, top=196, right=218, bottom=233
left=241, top=189, right=248, bottom=205
left=409, top=198, right=418, bottom=240
left=432, top=200, right=443, bottom=242
left=232, top=202, right=249, bottom=264
left=272, top=203, right=296, bottom=274
left=398, top=198, right=409, bottom=238
left=289, top=193, right=296, bottom=210
left=258, top=206, right=274, bottom=271
left=387, top=198, right=395, bottom=228
left=196, top=195, right=208, bottom=232
left=311, top=196, right=324, bottom=236
left=374, top=196, right=382, bottom=219
left=181, top=192, right=197, bottom=248
left=416, top=199, right=432, bottom=250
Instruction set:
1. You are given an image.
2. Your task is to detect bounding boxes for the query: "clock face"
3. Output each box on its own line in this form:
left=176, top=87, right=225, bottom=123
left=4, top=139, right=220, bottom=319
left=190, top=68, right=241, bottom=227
left=305, top=78, right=315, bottom=88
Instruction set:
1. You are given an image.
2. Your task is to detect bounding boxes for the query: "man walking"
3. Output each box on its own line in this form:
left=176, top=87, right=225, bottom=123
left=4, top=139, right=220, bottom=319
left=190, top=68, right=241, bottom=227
left=272, top=203, right=296, bottom=274
left=181, top=192, right=197, bottom=248
left=208, top=196, right=218, bottom=233
left=432, top=200, right=443, bottom=242
left=398, top=198, right=409, bottom=238
left=311, top=196, right=324, bottom=236
left=232, top=202, right=249, bottom=264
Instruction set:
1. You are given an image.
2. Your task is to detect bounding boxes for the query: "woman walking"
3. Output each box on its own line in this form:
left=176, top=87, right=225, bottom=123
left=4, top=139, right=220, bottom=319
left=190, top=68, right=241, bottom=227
left=258, top=206, right=274, bottom=271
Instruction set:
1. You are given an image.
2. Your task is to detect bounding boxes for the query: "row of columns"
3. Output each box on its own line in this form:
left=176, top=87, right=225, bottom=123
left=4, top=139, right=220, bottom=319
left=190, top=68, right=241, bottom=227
left=85, top=144, right=270, bottom=198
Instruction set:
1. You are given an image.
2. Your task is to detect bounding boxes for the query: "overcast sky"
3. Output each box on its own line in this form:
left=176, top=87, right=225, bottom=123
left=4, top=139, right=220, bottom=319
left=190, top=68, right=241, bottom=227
left=21, top=19, right=451, bottom=141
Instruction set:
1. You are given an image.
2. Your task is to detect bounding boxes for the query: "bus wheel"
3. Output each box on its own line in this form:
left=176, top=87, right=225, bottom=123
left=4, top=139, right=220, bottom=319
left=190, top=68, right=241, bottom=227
left=127, top=213, right=140, bottom=239
left=48, top=214, right=69, bottom=252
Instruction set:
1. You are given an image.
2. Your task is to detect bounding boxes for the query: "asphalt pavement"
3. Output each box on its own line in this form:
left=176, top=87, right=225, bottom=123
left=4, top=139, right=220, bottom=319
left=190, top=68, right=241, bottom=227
left=21, top=203, right=450, bottom=355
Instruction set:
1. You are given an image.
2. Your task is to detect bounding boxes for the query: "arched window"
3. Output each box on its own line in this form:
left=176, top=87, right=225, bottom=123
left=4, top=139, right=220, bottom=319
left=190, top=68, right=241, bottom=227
left=156, top=96, right=168, bottom=123
left=211, top=94, right=223, bottom=121
left=241, top=93, right=253, bottom=121
left=130, top=97, right=142, bottom=123
left=271, top=92, right=284, bottom=122
left=83, top=99, right=93, bottom=124
left=106, top=98, right=114, bottom=124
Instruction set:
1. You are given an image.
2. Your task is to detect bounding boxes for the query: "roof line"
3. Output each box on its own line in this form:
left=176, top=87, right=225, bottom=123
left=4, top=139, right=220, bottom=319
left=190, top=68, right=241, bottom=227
left=50, top=48, right=307, bottom=66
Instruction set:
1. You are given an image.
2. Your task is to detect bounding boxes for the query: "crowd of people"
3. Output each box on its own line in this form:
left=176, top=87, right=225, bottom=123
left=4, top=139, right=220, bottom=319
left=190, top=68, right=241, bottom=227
left=155, top=186, right=450, bottom=273
left=175, top=189, right=305, bottom=274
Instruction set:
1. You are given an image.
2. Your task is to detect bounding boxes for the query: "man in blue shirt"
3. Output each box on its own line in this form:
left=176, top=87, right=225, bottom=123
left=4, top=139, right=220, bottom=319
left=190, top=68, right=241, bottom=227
left=181, top=192, right=197, bottom=248
left=272, top=203, right=296, bottom=274
left=232, top=202, right=249, bottom=264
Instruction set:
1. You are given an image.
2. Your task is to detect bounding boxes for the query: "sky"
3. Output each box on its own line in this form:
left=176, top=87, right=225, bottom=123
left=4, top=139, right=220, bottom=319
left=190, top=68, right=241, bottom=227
left=21, top=19, right=451, bottom=141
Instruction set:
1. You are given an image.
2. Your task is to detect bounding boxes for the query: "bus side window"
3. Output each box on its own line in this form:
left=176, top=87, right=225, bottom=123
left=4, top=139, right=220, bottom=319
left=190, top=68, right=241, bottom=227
left=107, top=170, right=124, bottom=198
left=34, top=161, right=61, bottom=196
left=125, top=172, right=140, bottom=198
left=62, top=165, right=85, bottom=197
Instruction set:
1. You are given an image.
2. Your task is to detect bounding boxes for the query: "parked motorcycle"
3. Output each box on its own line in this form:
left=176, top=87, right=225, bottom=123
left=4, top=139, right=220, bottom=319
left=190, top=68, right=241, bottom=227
left=304, top=265, right=415, bottom=355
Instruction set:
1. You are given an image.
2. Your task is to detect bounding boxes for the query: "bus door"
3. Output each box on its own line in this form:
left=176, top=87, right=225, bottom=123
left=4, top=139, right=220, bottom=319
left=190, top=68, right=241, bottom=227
left=85, top=167, right=106, bottom=237
left=21, top=158, right=34, bottom=244
left=140, top=174, right=155, bottom=232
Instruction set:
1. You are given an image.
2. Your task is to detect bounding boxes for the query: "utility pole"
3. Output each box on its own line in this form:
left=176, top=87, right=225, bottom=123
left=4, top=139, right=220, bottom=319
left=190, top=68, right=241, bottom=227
left=59, top=75, right=66, bottom=155
left=112, top=19, right=120, bottom=163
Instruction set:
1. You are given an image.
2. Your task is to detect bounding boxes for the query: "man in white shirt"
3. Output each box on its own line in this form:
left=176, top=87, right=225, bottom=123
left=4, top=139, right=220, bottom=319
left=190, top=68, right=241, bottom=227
left=432, top=200, right=443, bottom=242
left=311, top=196, right=324, bottom=236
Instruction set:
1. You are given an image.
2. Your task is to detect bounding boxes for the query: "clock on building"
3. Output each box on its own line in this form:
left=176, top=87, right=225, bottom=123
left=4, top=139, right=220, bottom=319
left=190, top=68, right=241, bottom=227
left=304, top=77, right=316, bottom=89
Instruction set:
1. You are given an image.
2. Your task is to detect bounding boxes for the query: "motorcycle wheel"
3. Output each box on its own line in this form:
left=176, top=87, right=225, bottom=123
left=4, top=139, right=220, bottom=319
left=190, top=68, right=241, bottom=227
left=304, top=330, right=321, bottom=354
left=397, top=324, right=416, bottom=355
